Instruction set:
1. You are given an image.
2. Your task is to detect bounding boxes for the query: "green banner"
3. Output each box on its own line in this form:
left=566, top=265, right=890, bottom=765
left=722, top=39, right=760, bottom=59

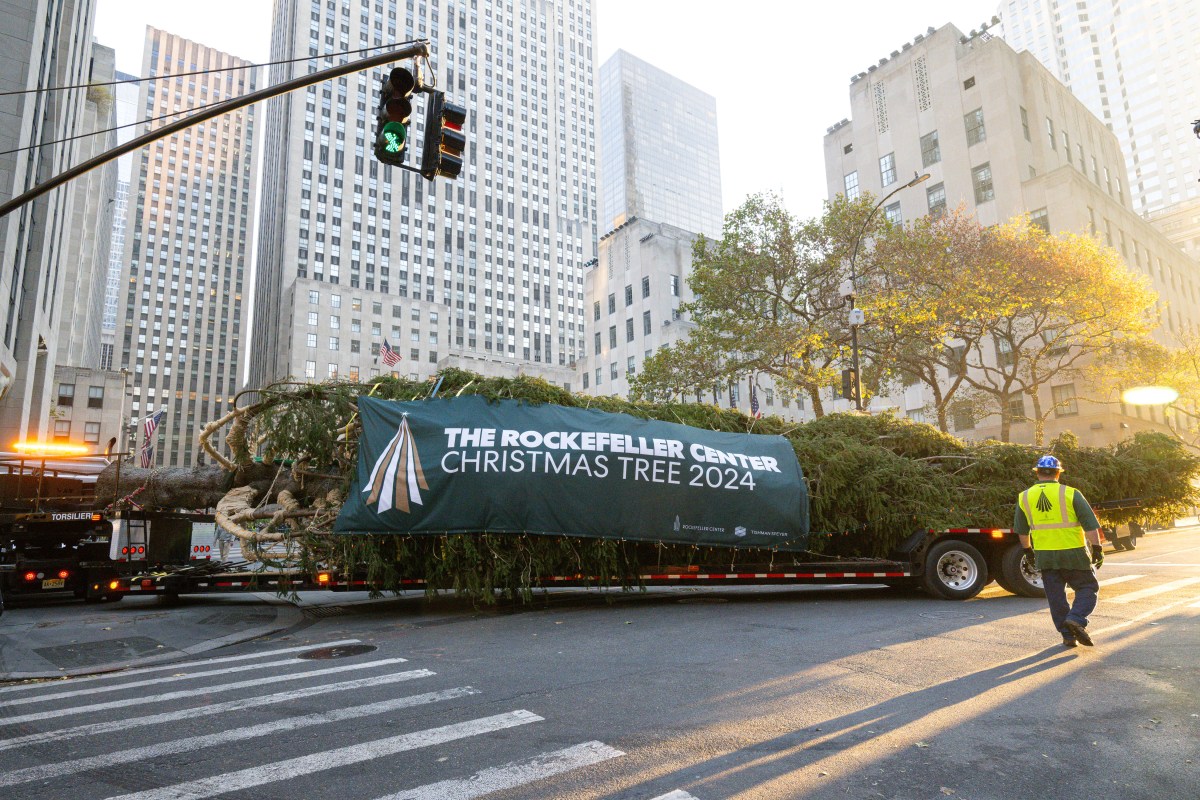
left=334, top=396, right=809, bottom=551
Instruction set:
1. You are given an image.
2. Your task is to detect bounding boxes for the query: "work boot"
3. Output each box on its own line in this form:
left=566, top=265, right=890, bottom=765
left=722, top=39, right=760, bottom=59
left=1063, top=620, right=1093, bottom=647
left=1062, top=634, right=1078, bottom=648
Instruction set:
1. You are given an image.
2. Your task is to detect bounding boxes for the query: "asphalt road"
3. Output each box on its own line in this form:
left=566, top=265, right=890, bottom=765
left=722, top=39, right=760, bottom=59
left=1, top=529, right=1197, bottom=799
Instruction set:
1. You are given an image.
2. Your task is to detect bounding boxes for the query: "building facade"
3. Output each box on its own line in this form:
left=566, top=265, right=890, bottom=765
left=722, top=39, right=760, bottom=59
left=597, top=50, right=723, bottom=240
left=118, top=28, right=258, bottom=467
left=50, top=366, right=130, bottom=455
left=823, top=23, right=1200, bottom=445
left=101, top=72, right=143, bottom=372
left=998, top=0, right=1200, bottom=218
left=0, top=0, right=100, bottom=446
left=57, top=43, right=119, bottom=371
left=250, top=0, right=597, bottom=395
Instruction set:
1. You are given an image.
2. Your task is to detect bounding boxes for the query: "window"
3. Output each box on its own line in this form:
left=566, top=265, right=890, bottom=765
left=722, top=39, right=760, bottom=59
left=583, top=372, right=589, bottom=389
left=53, top=420, right=71, bottom=441
left=308, top=290, right=319, bottom=304
left=946, top=344, right=967, bottom=378
left=626, top=355, right=636, bottom=375
left=1019, top=106, right=1030, bottom=141
left=879, top=152, right=896, bottom=187
left=625, top=318, right=634, bottom=342
left=952, top=402, right=975, bottom=431
left=641, top=276, right=650, bottom=298
left=884, top=202, right=902, bottom=225
left=1045, top=117, right=1056, bottom=150
left=964, top=108, right=986, bottom=145
left=1063, top=131, right=1071, bottom=161
left=1007, top=395, right=1026, bottom=422
left=844, top=171, right=860, bottom=200
left=305, top=360, right=316, bottom=379
left=926, top=182, right=946, bottom=218
left=307, top=332, right=318, bottom=347
left=328, top=363, right=338, bottom=379
left=329, top=336, right=340, bottom=351
left=624, top=284, right=633, bottom=306
left=610, top=362, right=618, bottom=380
left=594, top=332, right=601, bottom=354
left=1030, top=208, right=1049, bottom=232
left=643, top=310, right=652, bottom=335
left=595, top=367, right=602, bottom=386
left=307, top=311, right=318, bottom=326
left=907, top=408, right=926, bottom=423
left=670, top=275, right=680, bottom=297
left=593, top=301, right=600, bottom=320
left=962, top=76, right=975, bottom=89
left=83, top=422, right=101, bottom=444
left=920, top=130, right=940, bottom=167
left=607, top=293, right=615, bottom=314
left=609, top=326, right=617, bottom=348
left=88, top=386, right=104, bottom=409
left=972, top=163, right=994, bottom=204
left=57, top=383, right=75, bottom=407
left=1052, top=383, right=1079, bottom=417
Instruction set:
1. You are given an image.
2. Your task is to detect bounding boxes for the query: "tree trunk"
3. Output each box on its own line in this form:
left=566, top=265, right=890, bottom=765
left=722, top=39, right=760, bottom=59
left=808, top=388, right=824, bottom=418
left=1029, top=392, right=1046, bottom=446
left=93, top=461, right=304, bottom=512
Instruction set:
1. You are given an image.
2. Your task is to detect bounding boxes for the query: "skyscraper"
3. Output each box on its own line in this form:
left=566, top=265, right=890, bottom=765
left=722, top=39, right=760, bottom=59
left=0, top=0, right=99, bottom=445
left=118, top=28, right=258, bottom=467
left=598, top=50, right=723, bottom=239
left=999, top=0, right=1200, bottom=217
left=251, top=0, right=597, bottom=392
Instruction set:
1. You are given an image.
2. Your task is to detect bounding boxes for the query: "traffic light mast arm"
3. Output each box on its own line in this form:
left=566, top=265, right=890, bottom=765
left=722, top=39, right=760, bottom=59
left=0, top=40, right=432, bottom=219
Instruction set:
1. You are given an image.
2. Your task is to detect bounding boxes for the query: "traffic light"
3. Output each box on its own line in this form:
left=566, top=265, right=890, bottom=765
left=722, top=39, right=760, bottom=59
left=373, top=66, right=416, bottom=166
left=420, top=89, right=467, bottom=180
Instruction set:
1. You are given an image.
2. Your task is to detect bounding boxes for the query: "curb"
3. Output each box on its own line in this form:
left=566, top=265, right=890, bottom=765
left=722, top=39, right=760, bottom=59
left=0, top=594, right=306, bottom=681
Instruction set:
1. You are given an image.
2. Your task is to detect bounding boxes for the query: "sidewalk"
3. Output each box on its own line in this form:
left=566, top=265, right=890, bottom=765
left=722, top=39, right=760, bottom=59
left=0, top=592, right=306, bottom=681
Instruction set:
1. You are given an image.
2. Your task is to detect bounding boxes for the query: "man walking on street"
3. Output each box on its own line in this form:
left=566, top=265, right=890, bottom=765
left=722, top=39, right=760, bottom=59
left=1015, top=455, right=1105, bottom=647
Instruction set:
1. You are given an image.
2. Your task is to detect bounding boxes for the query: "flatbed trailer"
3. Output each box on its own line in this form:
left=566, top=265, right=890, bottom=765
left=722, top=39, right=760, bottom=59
left=321, top=527, right=1046, bottom=600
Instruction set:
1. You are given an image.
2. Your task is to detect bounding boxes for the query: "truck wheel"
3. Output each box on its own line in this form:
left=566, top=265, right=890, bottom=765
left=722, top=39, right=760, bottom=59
left=921, top=540, right=988, bottom=600
left=995, top=543, right=1045, bottom=598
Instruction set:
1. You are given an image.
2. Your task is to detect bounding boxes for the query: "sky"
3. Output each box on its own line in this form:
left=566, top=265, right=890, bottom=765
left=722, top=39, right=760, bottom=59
left=94, top=0, right=1004, bottom=220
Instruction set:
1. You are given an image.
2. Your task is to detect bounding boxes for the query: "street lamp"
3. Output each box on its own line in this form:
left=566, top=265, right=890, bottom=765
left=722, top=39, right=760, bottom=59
left=843, top=171, right=931, bottom=411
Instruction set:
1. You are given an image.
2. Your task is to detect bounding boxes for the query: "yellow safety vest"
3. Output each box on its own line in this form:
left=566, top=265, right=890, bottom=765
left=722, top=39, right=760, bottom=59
left=1018, top=481, right=1085, bottom=551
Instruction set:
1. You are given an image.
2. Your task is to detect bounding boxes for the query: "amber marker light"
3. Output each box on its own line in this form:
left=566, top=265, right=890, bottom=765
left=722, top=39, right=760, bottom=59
left=12, top=441, right=91, bottom=455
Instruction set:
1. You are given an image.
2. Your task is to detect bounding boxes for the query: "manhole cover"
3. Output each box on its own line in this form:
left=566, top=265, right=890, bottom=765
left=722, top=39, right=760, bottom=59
left=303, top=606, right=349, bottom=618
left=918, top=610, right=986, bottom=620
left=298, top=643, right=378, bottom=660
left=677, top=597, right=729, bottom=604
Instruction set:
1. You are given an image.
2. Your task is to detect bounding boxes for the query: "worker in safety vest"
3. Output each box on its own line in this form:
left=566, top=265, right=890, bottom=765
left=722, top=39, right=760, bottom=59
left=1014, top=455, right=1104, bottom=648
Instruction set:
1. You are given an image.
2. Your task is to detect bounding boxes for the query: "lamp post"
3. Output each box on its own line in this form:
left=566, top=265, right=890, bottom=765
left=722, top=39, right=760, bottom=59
left=843, top=171, right=931, bottom=411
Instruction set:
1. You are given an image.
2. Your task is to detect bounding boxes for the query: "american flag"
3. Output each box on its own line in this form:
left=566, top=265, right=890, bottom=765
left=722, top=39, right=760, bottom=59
left=140, top=409, right=165, bottom=468
left=751, top=386, right=763, bottom=419
left=380, top=339, right=402, bottom=367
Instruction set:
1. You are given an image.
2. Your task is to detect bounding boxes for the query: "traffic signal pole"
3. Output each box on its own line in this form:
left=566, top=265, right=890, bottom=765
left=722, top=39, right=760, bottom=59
left=0, top=40, right=432, bottom=220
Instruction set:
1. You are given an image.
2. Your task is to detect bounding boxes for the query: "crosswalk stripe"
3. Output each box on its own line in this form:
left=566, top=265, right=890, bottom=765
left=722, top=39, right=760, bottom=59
left=1098, top=575, right=1142, bottom=587
left=0, top=686, right=478, bottom=788
left=4, top=657, right=411, bottom=726
left=1, top=651, right=404, bottom=707
left=1109, top=577, right=1200, bottom=604
left=0, top=668, right=435, bottom=753
left=1190, top=598, right=1200, bottom=608
left=377, top=741, right=625, bottom=800
left=650, top=792, right=702, bottom=800
left=0, top=639, right=363, bottom=695
left=103, top=710, right=545, bottom=800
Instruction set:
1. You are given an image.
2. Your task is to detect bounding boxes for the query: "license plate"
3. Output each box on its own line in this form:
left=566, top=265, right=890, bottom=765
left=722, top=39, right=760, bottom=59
left=41, top=578, right=65, bottom=589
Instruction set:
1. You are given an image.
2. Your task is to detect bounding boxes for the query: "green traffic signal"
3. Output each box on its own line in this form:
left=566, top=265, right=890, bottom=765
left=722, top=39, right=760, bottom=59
left=381, top=121, right=406, bottom=153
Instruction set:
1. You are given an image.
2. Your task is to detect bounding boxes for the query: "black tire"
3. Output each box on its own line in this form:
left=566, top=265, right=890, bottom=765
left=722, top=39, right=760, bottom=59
left=995, top=543, right=1045, bottom=598
left=921, top=540, right=989, bottom=600
left=104, top=594, right=124, bottom=602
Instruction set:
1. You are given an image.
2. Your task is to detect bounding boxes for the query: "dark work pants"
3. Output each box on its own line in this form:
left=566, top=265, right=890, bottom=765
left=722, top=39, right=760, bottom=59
left=1041, top=568, right=1099, bottom=634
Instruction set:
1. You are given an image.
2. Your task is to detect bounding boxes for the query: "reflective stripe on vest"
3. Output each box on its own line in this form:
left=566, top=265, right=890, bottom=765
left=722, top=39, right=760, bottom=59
left=1018, top=482, right=1085, bottom=551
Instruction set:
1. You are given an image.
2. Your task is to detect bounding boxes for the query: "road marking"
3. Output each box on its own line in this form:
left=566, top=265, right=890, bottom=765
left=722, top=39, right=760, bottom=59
left=1108, top=577, right=1200, bottom=604
left=103, top=710, right=545, bottom=800
left=0, top=686, right=478, bottom=787
left=377, top=741, right=625, bottom=800
left=3, top=657, right=411, bottom=725
left=0, top=639, right=363, bottom=695
left=0, top=668, right=435, bottom=752
left=0, top=651, right=404, bottom=707
left=1098, top=575, right=1142, bottom=587
left=1190, top=598, right=1200, bottom=608
left=650, top=792, right=702, bottom=800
